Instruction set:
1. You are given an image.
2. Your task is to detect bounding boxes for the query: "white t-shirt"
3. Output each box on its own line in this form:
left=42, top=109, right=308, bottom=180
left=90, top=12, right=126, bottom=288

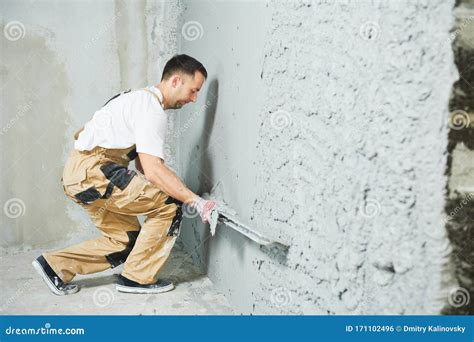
left=74, top=86, right=167, bottom=159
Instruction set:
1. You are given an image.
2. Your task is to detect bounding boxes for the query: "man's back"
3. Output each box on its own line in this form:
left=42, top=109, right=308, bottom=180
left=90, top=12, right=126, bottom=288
left=75, top=86, right=167, bottom=160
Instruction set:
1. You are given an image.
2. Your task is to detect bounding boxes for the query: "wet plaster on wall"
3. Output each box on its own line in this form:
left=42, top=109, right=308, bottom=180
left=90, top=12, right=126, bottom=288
left=254, top=0, right=459, bottom=315
left=171, top=0, right=272, bottom=313
left=175, top=0, right=459, bottom=314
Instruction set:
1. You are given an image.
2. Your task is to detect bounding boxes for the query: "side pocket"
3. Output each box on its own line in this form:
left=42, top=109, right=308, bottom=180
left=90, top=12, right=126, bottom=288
left=100, top=162, right=145, bottom=208
left=62, top=152, right=106, bottom=205
left=75, top=186, right=101, bottom=205
left=62, top=167, right=88, bottom=202
left=100, top=162, right=136, bottom=190
left=62, top=167, right=87, bottom=186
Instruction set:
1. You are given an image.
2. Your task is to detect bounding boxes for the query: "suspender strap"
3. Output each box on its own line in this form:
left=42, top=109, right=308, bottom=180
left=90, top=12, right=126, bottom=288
left=74, top=88, right=161, bottom=141
left=141, top=88, right=163, bottom=108
left=74, top=89, right=131, bottom=140
left=102, top=89, right=131, bottom=107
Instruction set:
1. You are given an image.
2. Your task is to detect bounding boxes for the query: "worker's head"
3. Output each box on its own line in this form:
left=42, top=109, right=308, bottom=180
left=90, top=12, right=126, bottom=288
left=160, top=54, right=207, bottom=109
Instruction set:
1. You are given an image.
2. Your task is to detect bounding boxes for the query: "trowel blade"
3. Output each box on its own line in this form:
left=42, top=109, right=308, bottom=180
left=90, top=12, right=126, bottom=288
left=205, top=182, right=289, bottom=248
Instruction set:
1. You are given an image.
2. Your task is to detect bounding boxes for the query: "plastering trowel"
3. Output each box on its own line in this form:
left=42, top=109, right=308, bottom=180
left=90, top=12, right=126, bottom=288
left=202, top=182, right=289, bottom=249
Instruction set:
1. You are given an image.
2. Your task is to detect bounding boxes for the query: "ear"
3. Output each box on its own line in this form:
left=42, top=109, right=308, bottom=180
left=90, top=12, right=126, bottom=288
left=171, top=74, right=181, bottom=88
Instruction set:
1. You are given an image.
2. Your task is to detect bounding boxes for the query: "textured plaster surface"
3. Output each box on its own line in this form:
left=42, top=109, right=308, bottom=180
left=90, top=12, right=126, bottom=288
left=176, top=0, right=459, bottom=314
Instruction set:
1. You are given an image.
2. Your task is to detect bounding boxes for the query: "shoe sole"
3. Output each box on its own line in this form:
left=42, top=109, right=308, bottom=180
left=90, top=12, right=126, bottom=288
left=116, top=283, right=174, bottom=294
left=32, top=259, right=79, bottom=296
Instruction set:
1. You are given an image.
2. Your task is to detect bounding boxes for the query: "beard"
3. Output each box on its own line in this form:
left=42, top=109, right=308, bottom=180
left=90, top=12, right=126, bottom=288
left=169, top=101, right=184, bottom=109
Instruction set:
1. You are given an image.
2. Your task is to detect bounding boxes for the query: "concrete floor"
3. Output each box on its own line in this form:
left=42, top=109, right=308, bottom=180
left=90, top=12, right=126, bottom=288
left=0, top=242, right=234, bottom=315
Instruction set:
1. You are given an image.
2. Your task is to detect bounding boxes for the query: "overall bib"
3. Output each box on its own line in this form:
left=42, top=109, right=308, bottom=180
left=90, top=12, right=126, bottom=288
left=43, top=90, right=182, bottom=285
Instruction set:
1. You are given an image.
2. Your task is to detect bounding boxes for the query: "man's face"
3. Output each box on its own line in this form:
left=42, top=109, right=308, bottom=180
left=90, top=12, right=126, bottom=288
left=169, top=71, right=205, bottom=109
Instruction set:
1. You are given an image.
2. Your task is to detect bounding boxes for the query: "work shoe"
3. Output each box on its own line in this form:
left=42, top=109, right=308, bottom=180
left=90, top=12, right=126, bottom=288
left=32, top=255, right=79, bottom=296
left=115, top=274, right=174, bottom=294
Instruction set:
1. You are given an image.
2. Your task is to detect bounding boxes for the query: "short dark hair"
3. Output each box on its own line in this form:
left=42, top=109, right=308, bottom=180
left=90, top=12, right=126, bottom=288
left=161, top=54, right=207, bottom=81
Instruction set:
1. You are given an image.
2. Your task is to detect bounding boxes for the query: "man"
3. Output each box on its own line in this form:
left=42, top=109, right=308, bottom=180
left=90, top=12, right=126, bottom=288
left=32, top=54, right=216, bottom=295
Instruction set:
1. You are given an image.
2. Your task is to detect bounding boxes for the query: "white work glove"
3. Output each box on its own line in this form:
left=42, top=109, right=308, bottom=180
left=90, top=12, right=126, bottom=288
left=189, top=197, right=216, bottom=224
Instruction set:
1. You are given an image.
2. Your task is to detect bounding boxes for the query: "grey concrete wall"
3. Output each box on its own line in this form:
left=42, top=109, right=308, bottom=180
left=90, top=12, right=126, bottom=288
left=175, top=0, right=460, bottom=314
left=0, top=0, right=179, bottom=253
left=2, top=0, right=465, bottom=315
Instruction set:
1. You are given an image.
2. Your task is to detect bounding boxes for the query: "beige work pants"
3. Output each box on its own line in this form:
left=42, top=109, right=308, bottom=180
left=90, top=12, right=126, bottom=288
left=43, top=145, right=182, bottom=285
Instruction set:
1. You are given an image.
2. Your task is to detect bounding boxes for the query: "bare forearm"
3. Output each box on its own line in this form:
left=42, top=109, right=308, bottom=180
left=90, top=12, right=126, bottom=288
left=146, top=164, right=196, bottom=204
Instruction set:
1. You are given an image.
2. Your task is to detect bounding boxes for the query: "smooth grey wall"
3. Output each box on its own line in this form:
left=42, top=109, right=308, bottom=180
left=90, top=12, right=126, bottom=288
left=175, top=0, right=459, bottom=314
left=0, top=0, right=180, bottom=252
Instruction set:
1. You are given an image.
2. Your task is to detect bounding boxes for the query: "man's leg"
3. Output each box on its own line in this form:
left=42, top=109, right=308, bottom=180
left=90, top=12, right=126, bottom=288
left=42, top=200, right=141, bottom=284
left=105, top=181, right=183, bottom=287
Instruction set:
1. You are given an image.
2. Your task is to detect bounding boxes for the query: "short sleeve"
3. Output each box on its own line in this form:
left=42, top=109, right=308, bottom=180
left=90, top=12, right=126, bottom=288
left=135, top=106, right=167, bottom=160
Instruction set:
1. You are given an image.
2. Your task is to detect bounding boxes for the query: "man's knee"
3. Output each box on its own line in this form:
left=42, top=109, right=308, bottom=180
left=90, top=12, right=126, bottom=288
left=105, top=230, right=140, bottom=268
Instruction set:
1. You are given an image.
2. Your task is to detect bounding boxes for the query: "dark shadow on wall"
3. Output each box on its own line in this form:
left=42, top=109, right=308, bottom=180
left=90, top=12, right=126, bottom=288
left=182, top=78, right=219, bottom=270
left=196, top=78, right=219, bottom=195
